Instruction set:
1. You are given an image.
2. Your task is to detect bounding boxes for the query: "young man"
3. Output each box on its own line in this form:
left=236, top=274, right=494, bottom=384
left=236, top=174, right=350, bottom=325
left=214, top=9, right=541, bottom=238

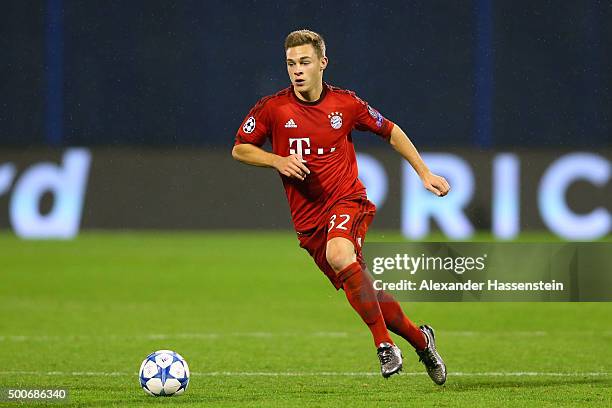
left=232, top=29, right=449, bottom=383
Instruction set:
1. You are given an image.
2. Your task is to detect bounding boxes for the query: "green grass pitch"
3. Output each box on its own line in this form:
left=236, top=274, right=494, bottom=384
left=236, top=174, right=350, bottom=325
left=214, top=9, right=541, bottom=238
left=0, top=231, right=610, bottom=407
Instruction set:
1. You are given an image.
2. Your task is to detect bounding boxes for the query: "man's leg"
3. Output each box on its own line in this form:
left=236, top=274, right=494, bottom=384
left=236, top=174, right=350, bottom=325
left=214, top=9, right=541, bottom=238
left=327, top=237, right=402, bottom=378
left=376, top=289, right=427, bottom=351
left=326, top=237, right=392, bottom=346
left=363, top=268, right=446, bottom=385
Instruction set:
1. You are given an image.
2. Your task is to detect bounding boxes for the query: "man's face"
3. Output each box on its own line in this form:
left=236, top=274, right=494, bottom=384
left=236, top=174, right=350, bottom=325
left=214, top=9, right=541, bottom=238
left=286, top=44, right=328, bottom=92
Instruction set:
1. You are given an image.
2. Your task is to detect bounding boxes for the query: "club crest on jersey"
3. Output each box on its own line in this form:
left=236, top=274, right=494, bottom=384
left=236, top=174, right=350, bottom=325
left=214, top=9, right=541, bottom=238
left=328, top=112, right=343, bottom=130
left=243, top=116, right=256, bottom=134
left=367, top=105, right=384, bottom=128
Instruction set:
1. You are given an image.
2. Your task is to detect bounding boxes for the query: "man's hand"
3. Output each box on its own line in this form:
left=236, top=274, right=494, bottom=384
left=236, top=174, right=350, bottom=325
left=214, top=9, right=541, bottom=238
left=232, top=145, right=310, bottom=180
left=421, top=171, right=450, bottom=197
left=272, top=154, right=310, bottom=181
left=388, top=125, right=450, bottom=197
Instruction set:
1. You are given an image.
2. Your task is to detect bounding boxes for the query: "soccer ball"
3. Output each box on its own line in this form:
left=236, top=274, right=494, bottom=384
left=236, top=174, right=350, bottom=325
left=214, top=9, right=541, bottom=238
left=138, top=350, right=190, bottom=396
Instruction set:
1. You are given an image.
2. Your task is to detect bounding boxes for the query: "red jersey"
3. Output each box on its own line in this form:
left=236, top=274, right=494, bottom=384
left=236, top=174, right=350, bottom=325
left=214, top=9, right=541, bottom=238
left=235, top=83, right=394, bottom=232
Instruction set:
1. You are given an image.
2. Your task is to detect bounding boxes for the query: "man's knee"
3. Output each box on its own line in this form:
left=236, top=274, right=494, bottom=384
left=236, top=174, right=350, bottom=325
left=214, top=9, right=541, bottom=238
left=326, top=237, right=356, bottom=272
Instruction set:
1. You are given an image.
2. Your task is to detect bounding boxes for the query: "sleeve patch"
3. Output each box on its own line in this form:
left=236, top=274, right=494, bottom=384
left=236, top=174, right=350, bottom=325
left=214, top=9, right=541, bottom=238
left=242, top=116, right=256, bottom=134
left=367, top=105, right=384, bottom=129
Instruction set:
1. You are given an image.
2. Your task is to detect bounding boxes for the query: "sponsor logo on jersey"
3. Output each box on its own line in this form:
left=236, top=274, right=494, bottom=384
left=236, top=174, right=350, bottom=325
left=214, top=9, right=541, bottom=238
left=288, top=137, right=336, bottom=161
left=284, top=118, right=298, bottom=128
left=328, top=112, right=343, bottom=130
left=367, top=105, right=384, bottom=128
left=243, top=116, right=256, bottom=134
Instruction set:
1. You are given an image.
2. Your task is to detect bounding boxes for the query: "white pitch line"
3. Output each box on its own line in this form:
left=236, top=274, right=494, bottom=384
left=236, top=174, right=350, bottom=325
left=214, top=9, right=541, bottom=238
left=193, top=371, right=611, bottom=378
left=3, top=330, right=598, bottom=342
left=0, top=371, right=608, bottom=378
left=0, top=332, right=349, bottom=342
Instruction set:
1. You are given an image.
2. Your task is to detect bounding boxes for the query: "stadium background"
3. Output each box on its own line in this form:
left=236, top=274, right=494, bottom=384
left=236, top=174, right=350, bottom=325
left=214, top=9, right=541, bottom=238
left=1, top=1, right=611, bottom=406
left=1, top=0, right=610, bottom=238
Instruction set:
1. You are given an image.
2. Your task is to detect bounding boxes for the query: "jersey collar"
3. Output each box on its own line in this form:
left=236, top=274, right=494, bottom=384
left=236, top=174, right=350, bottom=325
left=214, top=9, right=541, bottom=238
left=291, top=82, right=328, bottom=106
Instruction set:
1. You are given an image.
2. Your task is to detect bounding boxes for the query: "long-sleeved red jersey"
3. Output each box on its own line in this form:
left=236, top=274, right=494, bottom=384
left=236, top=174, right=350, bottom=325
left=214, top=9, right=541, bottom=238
left=235, top=83, right=394, bottom=232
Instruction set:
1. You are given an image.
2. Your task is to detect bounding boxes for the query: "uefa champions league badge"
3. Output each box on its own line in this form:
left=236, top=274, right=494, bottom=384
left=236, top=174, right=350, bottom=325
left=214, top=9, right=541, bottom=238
left=328, top=112, right=343, bottom=129
left=243, top=116, right=256, bottom=134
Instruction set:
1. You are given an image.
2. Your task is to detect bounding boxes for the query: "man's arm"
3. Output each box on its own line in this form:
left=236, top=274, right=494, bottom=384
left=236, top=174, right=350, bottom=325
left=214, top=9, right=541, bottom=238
left=231, top=144, right=310, bottom=181
left=388, top=124, right=450, bottom=197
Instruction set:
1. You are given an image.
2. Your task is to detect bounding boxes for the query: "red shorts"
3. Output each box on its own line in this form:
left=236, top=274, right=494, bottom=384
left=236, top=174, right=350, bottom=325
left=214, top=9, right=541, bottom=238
left=297, top=197, right=376, bottom=290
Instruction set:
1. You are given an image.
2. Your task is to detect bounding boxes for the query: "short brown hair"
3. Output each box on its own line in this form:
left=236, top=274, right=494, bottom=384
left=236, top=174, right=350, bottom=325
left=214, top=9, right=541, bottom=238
left=284, top=29, right=326, bottom=59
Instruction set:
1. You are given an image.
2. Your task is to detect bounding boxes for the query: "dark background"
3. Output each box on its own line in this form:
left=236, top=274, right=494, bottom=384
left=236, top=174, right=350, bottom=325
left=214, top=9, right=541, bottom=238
left=1, top=148, right=609, bottom=231
left=2, top=0, right=610, bottom=149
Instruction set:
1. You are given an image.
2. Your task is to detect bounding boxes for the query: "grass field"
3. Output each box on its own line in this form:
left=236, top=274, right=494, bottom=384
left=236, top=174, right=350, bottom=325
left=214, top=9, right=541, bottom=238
left=0, top=231, right=610, bottom=407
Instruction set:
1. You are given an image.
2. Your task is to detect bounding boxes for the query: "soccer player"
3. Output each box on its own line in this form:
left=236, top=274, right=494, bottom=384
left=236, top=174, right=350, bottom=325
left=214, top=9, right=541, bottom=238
left=232, top=29, right=449, bottom=383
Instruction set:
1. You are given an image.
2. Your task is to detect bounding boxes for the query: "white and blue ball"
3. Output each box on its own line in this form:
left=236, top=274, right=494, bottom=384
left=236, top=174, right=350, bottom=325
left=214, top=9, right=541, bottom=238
left=139, top=350, right=190, bottom=396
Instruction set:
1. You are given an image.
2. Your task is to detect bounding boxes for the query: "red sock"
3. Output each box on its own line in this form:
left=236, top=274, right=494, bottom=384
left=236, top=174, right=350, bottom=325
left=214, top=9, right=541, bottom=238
left=337, top=262, right=393, bottom=346
left=377, top=290, right=427, bottom=351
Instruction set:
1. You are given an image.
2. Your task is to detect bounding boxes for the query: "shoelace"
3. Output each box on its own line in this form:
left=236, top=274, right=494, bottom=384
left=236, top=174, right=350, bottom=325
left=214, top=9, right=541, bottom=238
left=378, top=348, right=393, bottom=365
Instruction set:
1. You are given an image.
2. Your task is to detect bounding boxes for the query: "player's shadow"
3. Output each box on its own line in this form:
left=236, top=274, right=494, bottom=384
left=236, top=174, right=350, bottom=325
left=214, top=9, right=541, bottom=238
left=441, top=377, right=611, bottom=392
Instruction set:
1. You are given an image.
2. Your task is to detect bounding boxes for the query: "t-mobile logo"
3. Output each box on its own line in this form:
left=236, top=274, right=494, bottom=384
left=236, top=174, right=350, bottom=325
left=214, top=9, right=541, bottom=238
left=289, top=137, right=336, bottom=161
left=289, top=138, right=311, bottom=156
